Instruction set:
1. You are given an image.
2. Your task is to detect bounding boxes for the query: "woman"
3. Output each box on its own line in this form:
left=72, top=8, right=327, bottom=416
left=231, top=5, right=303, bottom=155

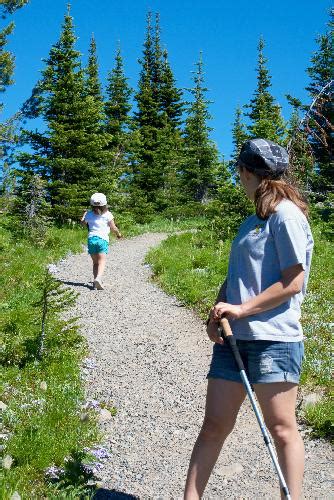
left=81, top=192, right=121, bottom=290
left=184, top=139, right=314, bottom=499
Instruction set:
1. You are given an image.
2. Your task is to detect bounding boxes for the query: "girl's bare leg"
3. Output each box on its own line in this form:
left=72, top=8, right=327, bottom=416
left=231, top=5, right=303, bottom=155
left=184, top=379, right=245, bottom=500
left=254, top=383, right=304, bottom=500
left=90, top=253, right=106, bottom=280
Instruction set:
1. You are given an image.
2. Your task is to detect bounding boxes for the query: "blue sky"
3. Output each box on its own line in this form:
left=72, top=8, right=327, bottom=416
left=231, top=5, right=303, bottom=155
left=2, top=0, right=332, bottom=159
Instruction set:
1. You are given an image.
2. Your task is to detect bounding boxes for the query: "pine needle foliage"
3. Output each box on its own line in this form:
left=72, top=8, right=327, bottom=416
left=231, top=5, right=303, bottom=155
left=305, top=9, right=334, bottom=194
left=18, top=7, right=114, bottom=221
left=182, top=53, right=220, bottom=202
left=245, top=37, right=286, bottom=143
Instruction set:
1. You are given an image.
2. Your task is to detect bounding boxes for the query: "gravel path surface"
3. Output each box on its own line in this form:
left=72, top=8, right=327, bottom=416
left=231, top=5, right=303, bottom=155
left=56, top=233, right=333, bottom=499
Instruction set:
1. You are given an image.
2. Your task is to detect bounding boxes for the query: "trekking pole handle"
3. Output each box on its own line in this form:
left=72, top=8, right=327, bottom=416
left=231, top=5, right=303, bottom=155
left=219, top=317, right=245, bottom=372
left=219, top=317, right=233, bottom=337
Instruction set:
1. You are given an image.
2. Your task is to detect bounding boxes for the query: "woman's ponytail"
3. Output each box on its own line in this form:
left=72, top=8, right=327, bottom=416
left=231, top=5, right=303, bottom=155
left=254, top=178, right=309, bottom=219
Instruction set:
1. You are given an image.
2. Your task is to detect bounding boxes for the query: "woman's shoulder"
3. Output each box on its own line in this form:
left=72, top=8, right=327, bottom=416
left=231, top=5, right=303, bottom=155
left=271, top=199, right=307, bottom=224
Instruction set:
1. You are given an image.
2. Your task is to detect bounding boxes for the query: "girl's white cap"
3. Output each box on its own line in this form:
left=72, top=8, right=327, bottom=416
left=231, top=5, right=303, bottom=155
left=90, top=192, right=107, bottom=206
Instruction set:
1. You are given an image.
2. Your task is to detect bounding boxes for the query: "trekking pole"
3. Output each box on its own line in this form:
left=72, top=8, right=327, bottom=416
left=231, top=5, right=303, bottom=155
left=219, top=317, right=292, bottom=500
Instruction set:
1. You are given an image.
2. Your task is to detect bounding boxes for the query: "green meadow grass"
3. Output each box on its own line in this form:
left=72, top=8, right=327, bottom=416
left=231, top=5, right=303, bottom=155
left=146, top=223, right=333, bottom=441
left=0, top=224, right=99, bottom=498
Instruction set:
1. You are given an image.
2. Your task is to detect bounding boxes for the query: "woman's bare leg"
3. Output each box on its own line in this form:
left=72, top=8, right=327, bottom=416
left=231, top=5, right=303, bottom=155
left=184, top=379, right=246, bottom=500
left=254, top=383, right=304, bottom=500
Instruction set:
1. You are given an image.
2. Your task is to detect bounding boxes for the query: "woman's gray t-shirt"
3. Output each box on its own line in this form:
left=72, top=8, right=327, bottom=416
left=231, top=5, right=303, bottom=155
left=226, top=200, right=314, bottom=341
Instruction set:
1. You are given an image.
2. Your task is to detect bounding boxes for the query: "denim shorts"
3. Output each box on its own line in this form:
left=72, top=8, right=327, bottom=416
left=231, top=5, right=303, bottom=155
left=88, top=236, right=109, bottom=255
left=207, top=340, right=304, bottom=384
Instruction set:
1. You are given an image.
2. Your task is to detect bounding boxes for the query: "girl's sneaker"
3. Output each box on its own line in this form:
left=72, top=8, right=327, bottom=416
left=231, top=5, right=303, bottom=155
left=93, top=278, right=104, bottom=290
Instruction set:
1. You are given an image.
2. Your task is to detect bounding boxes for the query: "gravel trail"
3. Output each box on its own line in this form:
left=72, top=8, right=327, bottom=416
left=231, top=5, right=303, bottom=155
left=56, top=233, right=333, bottom=499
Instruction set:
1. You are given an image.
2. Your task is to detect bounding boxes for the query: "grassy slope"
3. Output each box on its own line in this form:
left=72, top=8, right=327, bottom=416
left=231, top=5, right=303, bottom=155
left=0, top=225, right=98, bottom=498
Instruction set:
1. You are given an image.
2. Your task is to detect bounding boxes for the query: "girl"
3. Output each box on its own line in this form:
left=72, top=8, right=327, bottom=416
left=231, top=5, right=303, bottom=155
left=81, top=192, right=121, bottom=290
left=184, top=139, right=314, bottom=500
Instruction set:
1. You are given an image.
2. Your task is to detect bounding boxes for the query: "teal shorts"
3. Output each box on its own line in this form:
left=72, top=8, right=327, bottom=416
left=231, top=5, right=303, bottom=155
left=88, top=236, right=109, bottom=255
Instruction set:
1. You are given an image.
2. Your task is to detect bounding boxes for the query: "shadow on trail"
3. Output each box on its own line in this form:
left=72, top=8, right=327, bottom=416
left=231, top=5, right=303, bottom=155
left=60, top=279, right=94, bottom=290
left=93, top=489, right=139, bottom=499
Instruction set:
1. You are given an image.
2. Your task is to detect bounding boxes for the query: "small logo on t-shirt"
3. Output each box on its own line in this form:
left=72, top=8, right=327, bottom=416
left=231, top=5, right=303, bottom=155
left=252, top=223, right=265, bottom=235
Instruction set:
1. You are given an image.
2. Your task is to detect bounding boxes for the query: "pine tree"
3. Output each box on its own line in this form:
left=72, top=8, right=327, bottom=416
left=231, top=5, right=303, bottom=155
left=85, top=34, right=103, bottom=103
left=105, top=45, right=132, bottom=143
left=0, top=21, right=15, bottom=159
left=231, top=106, right=248, bottom=162
left=305, top=9, right=334, bottom=194
left=130, top=12, right=185, bottom=211
left=182, top=53, right=220, bottom=202
left=15, top=173, right=51, bottom=244
left=229, top=105, right=248, bottom=180
left=160, top=49, right=184, bottom=128
left=19, top=6, right=113, bottom=220
left=0, top=0, right=29, bottom=201
left=286, top=97, right=314, bottom=189
left=134, top=11, right=160, bottom=130
left=132, top=13, right=167, bottom=203
left=104, top=44, right=133, bottom=205
left=246, top=37, right=286, bottom=143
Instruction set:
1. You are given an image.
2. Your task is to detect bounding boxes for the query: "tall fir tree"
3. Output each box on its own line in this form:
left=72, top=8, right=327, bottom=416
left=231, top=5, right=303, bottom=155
left=286, top=97, right=314, bottom=189
left=305, top=9, right=333, bottom=194
left=105, top=45, right=132, bottom=140
left=182, top=53, right=220, bottom=202
left=231, top=106, right=248, bottom=162
left=131, top=11, right=160, bottom=204
left=0, top=21, right=15, bottom=160
left=134, top=11, right=160, bottom=130
left=229, top=105, right=248, bottom=180
left=132, top=12, right=184, bottom=210
left=85, top=34, right=103, bottom=103
left=246, top=37, right=286, bottom=143
left=19, top=6, right=113, bottom=220
left=160, top=49, right=184, bottom=128
left=0, top=0, right=29, bottom=184
left=104, top=44, right=132, bottom=204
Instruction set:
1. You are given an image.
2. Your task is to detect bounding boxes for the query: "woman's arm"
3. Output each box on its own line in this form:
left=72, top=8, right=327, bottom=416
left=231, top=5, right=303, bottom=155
left=212, top=263, right=304, bottom=320
left=109, top=220, right=122, bottom=239
left=206, top=279, right=227, bottom=345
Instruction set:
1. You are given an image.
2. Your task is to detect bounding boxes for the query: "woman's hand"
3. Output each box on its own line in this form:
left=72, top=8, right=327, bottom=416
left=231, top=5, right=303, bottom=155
left=212, top=302, right=244, bottom=321
left=206, top=319, right=224, bottom=345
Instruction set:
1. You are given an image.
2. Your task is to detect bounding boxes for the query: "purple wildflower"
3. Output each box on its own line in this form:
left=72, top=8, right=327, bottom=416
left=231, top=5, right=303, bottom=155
left=45, top=465, right=64, bottom=480
left=83, top=399, right=100, bottom=410
left=83, top=461, right=104, bottom=474
left=86, top=446, right=112, bottom=460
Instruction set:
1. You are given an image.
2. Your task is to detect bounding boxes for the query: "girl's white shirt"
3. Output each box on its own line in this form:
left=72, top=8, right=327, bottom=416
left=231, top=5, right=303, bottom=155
left=84, top=210, right=114, bottom=242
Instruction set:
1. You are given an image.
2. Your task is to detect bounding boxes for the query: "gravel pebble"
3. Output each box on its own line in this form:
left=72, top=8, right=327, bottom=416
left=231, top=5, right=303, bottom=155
left=55, top=233, right=334, bottom=499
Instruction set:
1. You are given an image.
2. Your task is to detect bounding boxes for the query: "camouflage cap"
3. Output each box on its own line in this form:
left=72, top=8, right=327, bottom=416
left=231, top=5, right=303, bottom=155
left=237, top=138, right=289, bottom=179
